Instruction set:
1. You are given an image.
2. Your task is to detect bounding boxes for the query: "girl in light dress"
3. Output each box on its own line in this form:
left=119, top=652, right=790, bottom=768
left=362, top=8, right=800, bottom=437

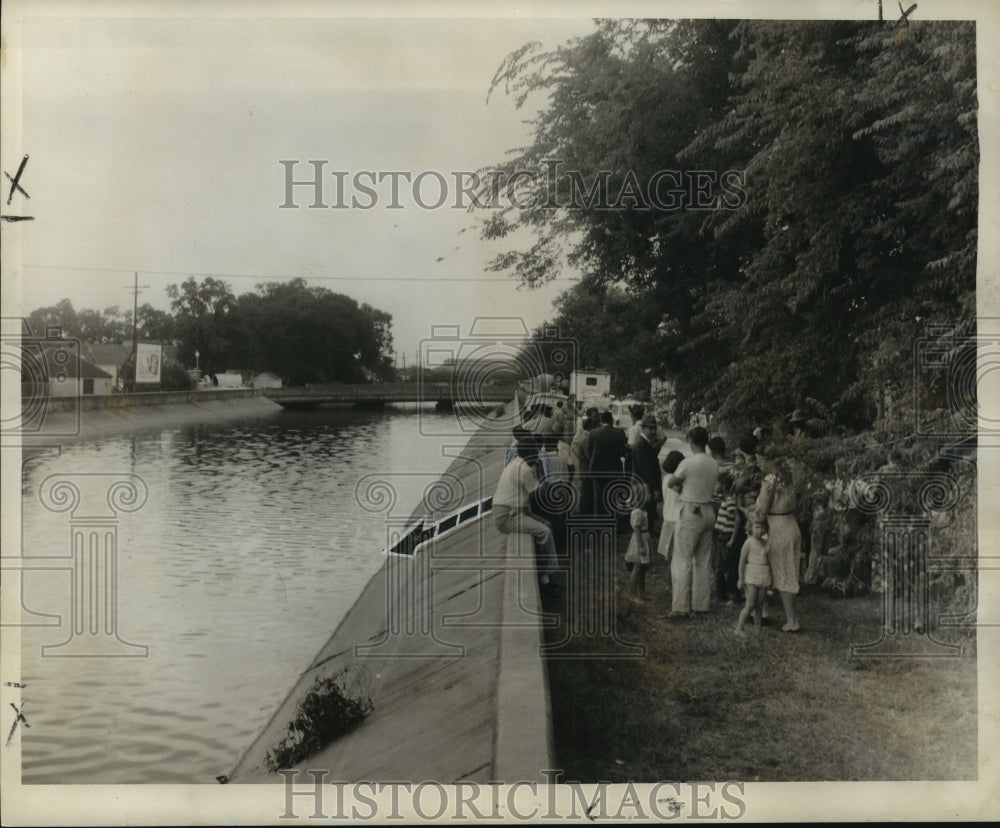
left=736, top=512, right=772, bottom=634
left=624, top=483, right=653, bottom=602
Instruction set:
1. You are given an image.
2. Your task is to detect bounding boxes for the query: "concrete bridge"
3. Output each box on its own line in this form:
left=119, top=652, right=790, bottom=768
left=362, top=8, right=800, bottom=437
left=263, top=381, right=517, bottom=409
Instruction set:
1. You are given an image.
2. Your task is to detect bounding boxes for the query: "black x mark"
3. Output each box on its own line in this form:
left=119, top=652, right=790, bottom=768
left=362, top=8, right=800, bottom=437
left=4, top=154, right=30, bottom=205
left=6, top=702, right=30, bottom=747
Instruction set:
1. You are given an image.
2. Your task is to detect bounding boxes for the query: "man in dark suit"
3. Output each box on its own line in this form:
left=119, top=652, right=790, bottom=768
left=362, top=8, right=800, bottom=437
left=630, top=414, right=663, bottom=532
left=572, top=406, right=601, bottom=515
left=584, top=411, right=628, bottom=517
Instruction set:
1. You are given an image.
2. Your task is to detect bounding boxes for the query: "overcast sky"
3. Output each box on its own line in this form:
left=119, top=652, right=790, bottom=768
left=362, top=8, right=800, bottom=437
left=6, top=0, right=999, bottom=365
left=10, top=12, right=598, bottom=363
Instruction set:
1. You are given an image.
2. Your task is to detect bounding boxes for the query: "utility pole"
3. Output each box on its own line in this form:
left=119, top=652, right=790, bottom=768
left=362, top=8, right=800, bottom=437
left=132, top=272, right=138, bottom=365
left=127, top=272, right=149, bottom=389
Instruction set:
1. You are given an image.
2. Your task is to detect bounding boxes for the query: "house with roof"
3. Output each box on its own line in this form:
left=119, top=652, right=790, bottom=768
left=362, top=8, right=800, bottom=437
left=83, top=343, right=130, bottom=390
left=48, top=354, right=114, bottom=398
left=21, top=341, right=114, bottom=400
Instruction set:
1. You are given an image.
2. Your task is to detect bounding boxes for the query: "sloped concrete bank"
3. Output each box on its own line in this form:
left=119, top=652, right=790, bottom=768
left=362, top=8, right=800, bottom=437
left=228, top=400, right=554, bottom=783
left=24, top=390, right=283, bottom=444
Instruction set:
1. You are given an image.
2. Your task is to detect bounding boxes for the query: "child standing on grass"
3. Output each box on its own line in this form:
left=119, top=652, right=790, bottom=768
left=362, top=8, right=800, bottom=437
left=736, top=512, right=771, bottom=634
left=713, top=471, right=739, bottom=603
left=624, top=483, right=653, bottom=602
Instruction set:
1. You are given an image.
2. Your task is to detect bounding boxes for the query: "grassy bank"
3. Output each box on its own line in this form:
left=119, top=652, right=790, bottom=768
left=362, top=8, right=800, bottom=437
left=543, top=537, right=977, bottom=782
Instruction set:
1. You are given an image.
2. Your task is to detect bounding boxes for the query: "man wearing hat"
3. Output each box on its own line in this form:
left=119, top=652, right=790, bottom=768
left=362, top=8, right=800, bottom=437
left=788, top=407, right=812, bottom=438
left=631, top=414, right=663, bottom=531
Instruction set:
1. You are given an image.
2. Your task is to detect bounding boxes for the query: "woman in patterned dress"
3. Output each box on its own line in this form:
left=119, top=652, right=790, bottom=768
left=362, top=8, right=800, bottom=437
left=756, top=451, right=807, bottom=631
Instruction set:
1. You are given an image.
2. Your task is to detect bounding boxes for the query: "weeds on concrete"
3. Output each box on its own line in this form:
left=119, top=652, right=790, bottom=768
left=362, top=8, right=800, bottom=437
left=265, top=665, right=374, bottom=772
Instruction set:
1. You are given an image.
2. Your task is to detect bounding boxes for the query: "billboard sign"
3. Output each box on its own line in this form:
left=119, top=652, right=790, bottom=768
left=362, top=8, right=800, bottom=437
left=135, top=342, right=162, bottom=384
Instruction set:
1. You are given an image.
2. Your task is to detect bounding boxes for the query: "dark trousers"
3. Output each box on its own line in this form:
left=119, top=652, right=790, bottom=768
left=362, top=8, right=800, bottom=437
left=591, top=477, right=614, bottom=518
left=646, top=500, right=659, bottom=536
left=722, top=523, right=748, bottom=600
left=534, top=500, right=568, bottom=553
left=580, top=472, right=594, bottom=516
left=714, top=531, right=741, bottom=600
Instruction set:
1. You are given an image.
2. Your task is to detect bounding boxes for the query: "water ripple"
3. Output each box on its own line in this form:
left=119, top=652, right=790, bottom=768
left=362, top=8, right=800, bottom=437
left=18, top=406, right=459, bottom=783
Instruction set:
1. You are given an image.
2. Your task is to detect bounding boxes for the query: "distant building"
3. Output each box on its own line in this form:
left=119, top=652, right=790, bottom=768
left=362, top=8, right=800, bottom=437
left=48, top=355, right=113, bottom=398
left=83, top=343, right=130, bottom=390
left=253, top=371, right=282, bottom=389
left=215, top=371, right=246, bottom=389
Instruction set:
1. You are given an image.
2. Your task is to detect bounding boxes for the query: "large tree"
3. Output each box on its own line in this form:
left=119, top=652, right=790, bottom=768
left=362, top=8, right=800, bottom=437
left=230, top=279, right=393, bottom=385
left=166, top=276, right=240, bottom=373
left=482, top=19, right=978, bottom=431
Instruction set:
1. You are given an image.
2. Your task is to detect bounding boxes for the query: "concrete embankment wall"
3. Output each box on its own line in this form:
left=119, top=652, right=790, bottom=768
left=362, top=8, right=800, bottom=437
left=29, top=389, right=283, bottom=444
left=228, top=400, right=554, bottom=783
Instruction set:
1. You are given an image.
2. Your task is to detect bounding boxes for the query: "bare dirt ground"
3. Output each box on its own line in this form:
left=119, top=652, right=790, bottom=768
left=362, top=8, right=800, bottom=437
left=542, top=537, right=978, bottom=783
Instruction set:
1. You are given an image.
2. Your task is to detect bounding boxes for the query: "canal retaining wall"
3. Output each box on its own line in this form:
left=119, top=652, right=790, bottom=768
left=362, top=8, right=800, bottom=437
left=25, top=389, right=283, bottom=444
left=228, top=400, right=554, bottom=783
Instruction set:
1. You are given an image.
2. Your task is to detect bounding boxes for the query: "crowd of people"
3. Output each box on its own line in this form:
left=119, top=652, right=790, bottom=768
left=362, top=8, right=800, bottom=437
left=492, top=398, right=812, bottom=633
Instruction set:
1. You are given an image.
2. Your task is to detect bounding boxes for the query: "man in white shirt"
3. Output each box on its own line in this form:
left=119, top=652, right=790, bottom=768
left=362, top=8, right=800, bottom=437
left=666, top=426, right=719, bottom=616
left=493, top=436, right=560, bottom=596
left=626, top=405, right=645, bottom=453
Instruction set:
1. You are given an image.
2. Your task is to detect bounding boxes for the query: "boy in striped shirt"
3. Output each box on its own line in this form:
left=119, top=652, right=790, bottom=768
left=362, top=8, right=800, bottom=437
left=713, top=470, right=740, bottom=604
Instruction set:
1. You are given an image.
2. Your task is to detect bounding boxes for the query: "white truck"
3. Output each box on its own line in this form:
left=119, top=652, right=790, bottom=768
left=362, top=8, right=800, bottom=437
left=569, top=369, right=611, bottom=399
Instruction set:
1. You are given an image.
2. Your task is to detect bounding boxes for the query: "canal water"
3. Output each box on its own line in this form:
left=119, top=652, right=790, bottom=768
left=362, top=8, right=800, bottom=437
left=17, top=405, right=469, bottom=784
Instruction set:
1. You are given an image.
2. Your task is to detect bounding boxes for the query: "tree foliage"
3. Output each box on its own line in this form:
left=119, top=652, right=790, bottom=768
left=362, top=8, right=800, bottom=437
left=531, top=282, right=662, bottom=397
left=166, top=277, right=240, bottom=373
left=482, top=19, right=978, bottom=432
left=27, top=300, right=175, bottom=345
left=234, top=279, right=391, bottom=385
left=27, top=279, right=395, bottom=387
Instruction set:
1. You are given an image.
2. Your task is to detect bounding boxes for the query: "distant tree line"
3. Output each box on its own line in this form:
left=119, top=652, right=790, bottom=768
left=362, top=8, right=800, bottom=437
left=484, top=19, right=977, bottom=433
left=27, top=278, right=396, bottom=387
left=26, top=298, right=176, bottom=346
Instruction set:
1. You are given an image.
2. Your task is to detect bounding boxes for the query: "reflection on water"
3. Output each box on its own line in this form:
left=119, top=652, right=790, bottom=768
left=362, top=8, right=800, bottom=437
left=18, top=405, right=464, bottom=783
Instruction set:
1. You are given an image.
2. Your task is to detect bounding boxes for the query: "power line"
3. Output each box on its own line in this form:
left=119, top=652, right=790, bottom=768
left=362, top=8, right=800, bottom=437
left=22, top=263, right=573, bottom=283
